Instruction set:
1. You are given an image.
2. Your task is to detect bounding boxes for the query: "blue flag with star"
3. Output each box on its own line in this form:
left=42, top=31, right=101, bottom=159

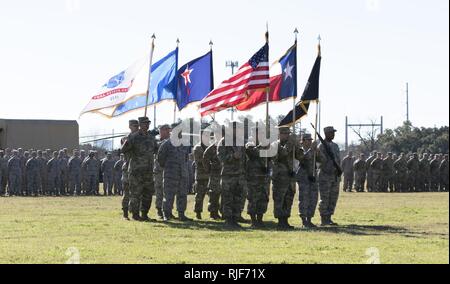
left=176, top=51, right=213, bottom=110
left=112, top=48, right=178, bottom=117
left=278, top=43, right=297, bottom=100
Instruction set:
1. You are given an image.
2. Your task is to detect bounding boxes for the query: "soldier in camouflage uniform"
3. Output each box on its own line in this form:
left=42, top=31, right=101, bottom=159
left=113, top=154, right=124, bottom=196
left=8, top=150, right=22, bottom=196
left=272, top=127, right=304, bottom=230
left=80, top=150, right=87, bottom=195
left=0, top=150, right=7, bottom=196
left=120, top=120, right=139, bottom=220
left=393, top=153, right=408, bottom=192
left=57, top=150, right=68, bottom=195
left=419, top=153, right=431, bottom=192
left=154, top=124, right=171, bottom=219
left=341, top=151, right=354, bottom=192
left=407, top=153, right=420, bottom=192
left=353, top=153, right=366, bottom=192
left=17, top=148, right=26, bottom=195
left=382, top=152, right=395, bottom=192
left=317, top=126, right=341, bottom=226
left=217, top=122, right=247, bottom=228
left=101, top=152, right=115, bottom=196
left=68, top=150, right=82, bottom=195
left=203, top=125, right=223, bottom=220
left=370, top=152, right=384, bottom=192
left=47, top=151, right=60, bottom=196
left=25, top=151, right=41, bottom=196
left=37, top=150, right=47, bottom=195
left=193, top=125, right=211, bottom=220
left=122, top=117, right=158, bottom=222
left=82, top=151, right=99, bottom=196
left=440, top=154, right=449, bottom=192
left=429, top=154, right=441, bottom=192
left=158, top=122, right=192, bottom=222
left=296, top=133, right=318, bottom=228
left=245, top=130, right=271, bottom=228
left=365, top=151, right=376, bottom=192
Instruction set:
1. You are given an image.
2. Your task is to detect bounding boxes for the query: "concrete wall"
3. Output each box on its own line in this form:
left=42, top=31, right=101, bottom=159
left=0, top=119, right=79, bottom=151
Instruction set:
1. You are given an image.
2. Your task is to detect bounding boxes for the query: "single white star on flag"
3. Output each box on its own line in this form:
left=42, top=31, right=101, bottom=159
left=284, top=62, right=294, bottom=80
left=181, top=67, right=194, bottom=86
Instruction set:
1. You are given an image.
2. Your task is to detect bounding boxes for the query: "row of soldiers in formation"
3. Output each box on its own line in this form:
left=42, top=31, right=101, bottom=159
left=120, top=117, right=342, bottom=230
left=341, top=151, right=449, bottom=193
left=0, top=147, right=128, bottom=197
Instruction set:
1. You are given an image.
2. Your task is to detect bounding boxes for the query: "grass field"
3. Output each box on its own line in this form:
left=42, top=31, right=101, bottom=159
left=0, top=191, right=448, bottom=264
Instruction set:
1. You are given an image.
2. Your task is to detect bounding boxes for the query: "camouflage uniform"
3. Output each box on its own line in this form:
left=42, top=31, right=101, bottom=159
left=113, top=157, right=124, bottom=195
left=365, top=152, right=376, bottom=192
left=25, top=154, right=41, bottom=196
left=353, top=156, right=366, bottom=192
left=370, top=154, right=384, bottom=192
left=407, top=155, right=420, bottom=192
left=8, top=153, right=22, bottom=196
left=439, top=156, right=449, bottom=192
left=37, top=151, right=48, bottom=195
left=81, top=154, right=99, bottom=195
left=47, top=153, right=60, bottom=195
left=317, top=127, right=341, bottom=224
left=341, top=153, right=354, bottom=192
left=203, top=142, right=222, bottom=216
left=429, top=155, right=441, bottom=192
left=122, top=122, right=157, bottom=219
left=419, top=154, right=431, bottom=192
left=382, top=154, right=394, bottom=192
left=393, top=155, right=408, bottom=192
left=68, top=153, right=82, bottom=195
left=193, top=143, right=209, bottom=216
left=57, top=152, right=68, bottom=195
left=101, top=154, right=115, bottom=196
left=0, top=151, right=7, bottom=195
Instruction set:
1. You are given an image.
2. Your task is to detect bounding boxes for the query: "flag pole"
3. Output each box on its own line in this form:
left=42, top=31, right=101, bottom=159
left=173, top=38, right=180, bottom=124
left=313, top=35, right=321, bottom=177
left=144, top=34, right=156, bottom=117
left=292, top=28, right=299, bottom=182
left=265, top=23, right=270, bottom=171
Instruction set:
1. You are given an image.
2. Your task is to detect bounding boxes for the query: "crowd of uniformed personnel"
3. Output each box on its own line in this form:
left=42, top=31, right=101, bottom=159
left=341, top=151, right=449, bottom=193
left=2, top=117, right=447, bottom=230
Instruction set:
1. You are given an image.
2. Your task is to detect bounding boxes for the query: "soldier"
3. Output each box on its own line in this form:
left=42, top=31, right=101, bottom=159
left=113, top=154, right=125, bottom=196
left=203, top=124, right=223, bottom=220
left=245, top=128, right=271, bottom=228
left=154, top=124, right=172, bottom=219
left=158, top=122, right=191, bottom=222
left=419, top=153, right=431, bottom=192
left=382, top=152, right=395, bottom=192
left=93, top=151, right=101, bottom=195
left=68, top=150, right=82, bottom=195
left=440, top=154, right=449, bottom=192
left=353, top=153, right=366, bottom=192
left=317, top=126, right=341, bottom=226
left=407, top=153, right=420, bottom=192
left=296, top=133, right=318, bottom=228
left=365, top=151, right=377, bottom=192
left=272, top=127, right=304, bottom=230
left=341, top=151, right=354, bottom=192
left=0, top=150, right=7, bottom=196
left=8, top=150, right=22, bottom=196
left=56, top=150, right=67, bottom=195
left=193, top=125, right=211, bottom=220
left=101, top=152, right=115, bottom=196
left=217, top=122, right=247, bottom=228
left=79, top=150, right=87, bottom=195
left=393, top=153, right=408, bottom=192
left=37, top=150, right=47, bottom=195
left=47, top=151, right=60, bottom=196
left=429, top=154, right=441, bottom=192
left=370, top=152, right=384, bottom=192
left=122, top=117, right=158, bottom=222
left=82, top=151, right=99, bottom=196
left=25, top=151, right=41, bottom=196
left=121, top=120, right=139, bottom=220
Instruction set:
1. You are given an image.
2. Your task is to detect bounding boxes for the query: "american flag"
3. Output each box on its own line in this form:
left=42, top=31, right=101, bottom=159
left=200, top=43, right=269, bottom=117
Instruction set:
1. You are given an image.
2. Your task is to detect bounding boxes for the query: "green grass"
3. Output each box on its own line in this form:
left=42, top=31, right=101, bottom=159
left=0, top=191, right=448, bottom=264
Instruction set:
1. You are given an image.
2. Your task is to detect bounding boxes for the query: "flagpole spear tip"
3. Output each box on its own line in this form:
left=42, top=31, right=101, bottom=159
left=151, top=33, right=156, bottom=39
left=176, top=38, right=180, bottom=47
left=294, top=28, right=299, bottom=41
left=209, top=40, right=213, bottom=50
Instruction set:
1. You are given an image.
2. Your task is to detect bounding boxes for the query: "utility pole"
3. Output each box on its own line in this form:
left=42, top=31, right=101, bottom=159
left=226, top=60, right=239, bottom=121
left=406, top=82, right=410, bottom=123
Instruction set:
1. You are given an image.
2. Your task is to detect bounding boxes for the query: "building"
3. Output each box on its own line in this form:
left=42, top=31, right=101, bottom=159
left=0, top=119, right=79, bottom=151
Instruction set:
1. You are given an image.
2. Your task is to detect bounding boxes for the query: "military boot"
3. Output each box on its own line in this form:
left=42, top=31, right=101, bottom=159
left=236, top=215, right=249, bottom=224
left=157, top=208, right=164, bottom=219
left=196, top=212, right=202, bottom=220
left=210, top=212, right=220, bottom=220
left=321, top=215, right=330, bottom=226
left=122, top=209, right=130, bottom=221
left=277, top=218, right=293, bottom=230
left=141, top=212, right=156, bottom=222
left=328, top=216, right=338, bottom=226
left=285, top=218, right=295, bottom=230
left=301, top=217, right=310, bottom=228
left=256, top=214, right=265, bottom=228
left=131, top=213, right=142, bottom=221
left=178, top=212, right=193, bottom=222
left=250, top=214, right=258, bottom=228
left=232, top=217, right=242, bottom=229
left=307, top=217, right=318, bottom=228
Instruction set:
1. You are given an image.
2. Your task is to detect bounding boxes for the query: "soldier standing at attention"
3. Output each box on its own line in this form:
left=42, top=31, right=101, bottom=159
left=419, top=153, right=431, bottom=192
left=272, top=127, right=304, bottom=230
left=429, top=154, right=441, bottom=192
left=82, top=151, right=99, bottom=196
left=407, top=153, right=420, bottom=192
left=341, top=151, right=354, bottom=192
left=0, top=150, right=7, bottom=196
left=113, top=154, right=125, bottom=196
left=296, top=133, right=319, bottom=228
left=353, top=153, right=366, bottom=192
left=158, top=122, right=192, bottom=222
left=101, top=152, right=115, bottom=196
left=370, top=152, right=384, bottom=192
left=68, top=150, right=82, bottom=196
left=393, top=153, right=407, bottom=192
left=317, top=126, right=341, bottom=226
left=120, top=120, right=139, bottom=220
left=8, top=150, right=22, bottom=196
left=154, top=124, right=172, bottom=219
left=122, top=117, right=158, bottom=222
left=193, top=124, right=211, bottom=220
left=79, top=150, right=86, bottom=195
left=37, top=150, right=47, bottom=195
left=439, top=154, right=449, bottom=192
left=383, top=152, right=395, bottom=192
left=25, top=151, right=41, bottom=196
left=46, top=151, right=60, bottom=196
left=217, top=122, right=247, bottom=228
left=203, top=124, right=223, bottom=220
left=365, top=151, right=377, bottom=192
left=57, top=150, right=67, bottom=196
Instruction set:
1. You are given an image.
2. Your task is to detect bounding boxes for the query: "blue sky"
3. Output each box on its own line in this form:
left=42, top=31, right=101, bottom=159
left=0, top=0, right=448, bottom=144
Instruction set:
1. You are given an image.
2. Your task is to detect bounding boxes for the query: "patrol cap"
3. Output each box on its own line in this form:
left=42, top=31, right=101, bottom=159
left=324, top=126, right=337, bottom=133
left=129, top=119, right=139, bottom=126
left=159, top=124, right=171, bottom=130
left=138, top=117, right=151, bottom=124
left=301, top=133, right=313, bottom=141
left=279, top=127, right=291, bottom=135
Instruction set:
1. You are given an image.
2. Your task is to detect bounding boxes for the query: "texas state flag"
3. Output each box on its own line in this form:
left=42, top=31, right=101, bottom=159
left=236, top=43, right=297, bottom=111
left=176, top=51, right=213, bottom=110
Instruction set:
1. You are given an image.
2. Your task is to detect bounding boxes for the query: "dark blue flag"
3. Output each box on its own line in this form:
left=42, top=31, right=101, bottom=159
left=176, top=51, right=213, bottom=110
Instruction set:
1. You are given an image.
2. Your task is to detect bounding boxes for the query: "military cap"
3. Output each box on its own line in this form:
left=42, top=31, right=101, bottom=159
left=279, top=127, right=291, bottom=134
left=129, top=119, right=139, bottom=126
left=301, top=133, right=313, bottom=141
left=138, top=117, right=150, bottom=124
left=159, top=124, right=171, bottom=130
left=201, top=122, right=211, bottom=130
left=171, top=122, right=181, bottom=129
left=324, top=126, right=337, bottom=133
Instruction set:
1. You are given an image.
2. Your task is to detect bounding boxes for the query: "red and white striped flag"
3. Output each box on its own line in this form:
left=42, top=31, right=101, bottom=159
left=200, top=43, right=269, bottom=117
